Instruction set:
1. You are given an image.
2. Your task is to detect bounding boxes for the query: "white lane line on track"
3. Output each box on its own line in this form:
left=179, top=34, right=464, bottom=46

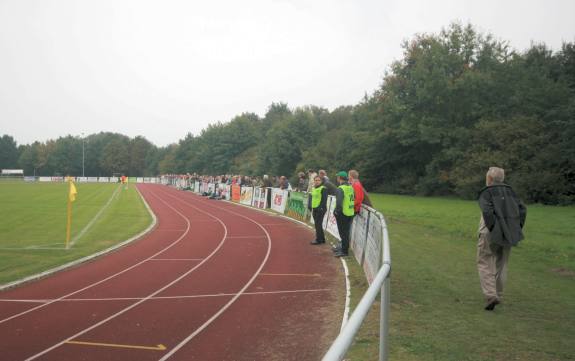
left=224, top=196, right=352, bottom=331
left=226, top=235, right=268, bottom=239
left=0, top=188, right=190, bottom=326
left=0, top=289, right=330, bottom=303
left=148, top=258, right=203, bottom=261
left=156, top=189, right=273, bottom=361
left=23, top=187, right=230, bottom=361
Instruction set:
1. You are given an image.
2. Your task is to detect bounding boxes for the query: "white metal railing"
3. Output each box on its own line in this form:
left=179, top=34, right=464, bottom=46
left=322, top=209, right=391, bottom=360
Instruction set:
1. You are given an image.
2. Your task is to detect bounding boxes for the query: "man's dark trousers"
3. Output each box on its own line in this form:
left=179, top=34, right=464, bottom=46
left=312, top=208, right=326, bottom=242
left=335, top=214, right=353, bottom=254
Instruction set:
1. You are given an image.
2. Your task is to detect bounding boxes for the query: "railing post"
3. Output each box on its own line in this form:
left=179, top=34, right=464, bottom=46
left=380, top=276, right=390, bottom=361
left=360, top=211, right=370, bottom=267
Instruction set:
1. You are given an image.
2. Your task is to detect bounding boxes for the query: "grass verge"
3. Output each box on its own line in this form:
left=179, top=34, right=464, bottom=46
left=345, top=194, right=575, bottom=361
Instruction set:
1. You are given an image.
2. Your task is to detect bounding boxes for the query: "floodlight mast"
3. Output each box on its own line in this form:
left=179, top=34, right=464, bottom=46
left=82, top=133, right=85, bottom=177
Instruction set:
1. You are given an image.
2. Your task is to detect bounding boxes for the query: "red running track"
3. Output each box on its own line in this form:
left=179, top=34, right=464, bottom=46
left=0, top=184, right=343, bottom=361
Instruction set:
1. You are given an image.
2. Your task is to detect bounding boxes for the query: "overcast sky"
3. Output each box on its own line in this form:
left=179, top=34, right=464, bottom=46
left=1, top=0, right=574, bottom=147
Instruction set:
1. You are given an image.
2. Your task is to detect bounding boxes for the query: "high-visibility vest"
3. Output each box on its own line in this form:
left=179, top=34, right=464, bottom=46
left=339, top=184, right=355, bottom=217
left=311, top=185, right=325, bottom=209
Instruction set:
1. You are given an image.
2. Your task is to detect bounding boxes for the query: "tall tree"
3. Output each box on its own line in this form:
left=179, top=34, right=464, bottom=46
left=0, top=135, right=19, bottom=169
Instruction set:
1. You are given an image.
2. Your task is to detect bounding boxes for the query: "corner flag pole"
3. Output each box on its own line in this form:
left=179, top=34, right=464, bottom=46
left=66, top=178, right=78, bottom=249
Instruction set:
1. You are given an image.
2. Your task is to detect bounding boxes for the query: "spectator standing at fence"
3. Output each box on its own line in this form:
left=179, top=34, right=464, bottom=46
left=279, top=176, right=291, bottom=190
left=319, top=169, right=338, bottom=195
left=333, top=171, right=355, bottom=257
left=308, top=175, right=328, bottom=245
left=297, top=172, right=307, bottom=192
left=263, top=175, right=273, bottom=188
left=348, top=169, right=372, bottom=212
left=307, top=169, right=317, bottom=192
left=477, top=167, right=526, bottom=311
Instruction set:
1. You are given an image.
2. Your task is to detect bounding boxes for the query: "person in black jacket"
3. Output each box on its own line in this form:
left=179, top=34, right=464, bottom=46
left=477, top=167, right=527, bottom=311
left=308, top=175, right=328, bottom=245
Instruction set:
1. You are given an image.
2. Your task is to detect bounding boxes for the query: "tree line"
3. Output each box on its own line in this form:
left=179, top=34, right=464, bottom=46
left=0, top=133, right=164, bottom=177
left=1, top=24, right=573, bottom=204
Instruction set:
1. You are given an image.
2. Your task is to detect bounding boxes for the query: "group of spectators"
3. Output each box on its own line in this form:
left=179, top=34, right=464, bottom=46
left=165, top=170, right=360, bottom=194
left=305, top=169, right=372, bottom=257
left=164, top=169, right=373, bottom=258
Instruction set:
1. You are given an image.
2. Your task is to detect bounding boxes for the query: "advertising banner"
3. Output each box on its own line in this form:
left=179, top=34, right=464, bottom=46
left=252, top=188, right=268, bottom=209
left=98, top=177, right=109, bottom=183
left=225, top=184, right=231, bottom=200
left=270, top=188, right=288, bottom=213
left=129, top=177, right=137, bottom=184
left=194, top=181, right=200, bottom=193
left=325, top=195, right=341, bottom=240
left=200, top=182, right=208, bottom=193
left=351, top=207, right=370, bottom=266
left=240, top=187, right=254, bottom=205
left=109, top=177, right=119, bottom=183
left=363, top=214, right=383, bottom=284
left=208, top=183, right=215, bottom=194
left=24, top=176, right=36, bottom=182
left=285, top=191, right=308, bottom=221
left=231, top=184, right=241, bottom=202
left=51, top=176, right=64, bottom=182
left=136, top=177, right=144, bottom=183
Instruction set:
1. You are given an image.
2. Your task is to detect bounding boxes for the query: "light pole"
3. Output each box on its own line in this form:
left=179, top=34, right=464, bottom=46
left=82, top=133, right=85, bottom=177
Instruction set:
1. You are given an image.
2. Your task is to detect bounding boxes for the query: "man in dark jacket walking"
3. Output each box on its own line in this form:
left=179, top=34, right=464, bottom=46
left=477, top=167, right=527, bottom=310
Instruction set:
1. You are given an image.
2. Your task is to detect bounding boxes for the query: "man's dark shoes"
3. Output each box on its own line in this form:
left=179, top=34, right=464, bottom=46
left=484, top=298, right=500, bottom=311
left=310, top=240, right=325, bottom=245
left=334, top=250, right=348, bottom=257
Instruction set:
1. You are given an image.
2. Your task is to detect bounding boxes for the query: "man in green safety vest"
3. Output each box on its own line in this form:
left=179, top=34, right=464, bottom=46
left=308, top=175, right=328, bottom=245
left=333, top=171, right=355, bottom=257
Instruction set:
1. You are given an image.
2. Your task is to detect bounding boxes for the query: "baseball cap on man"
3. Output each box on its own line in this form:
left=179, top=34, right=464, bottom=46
left=336, top=171, right=348, bottom=179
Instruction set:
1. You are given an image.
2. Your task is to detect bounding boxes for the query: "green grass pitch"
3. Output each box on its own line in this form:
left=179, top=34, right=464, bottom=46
left=346, top=194, right=575, bottom=361
left=0, top=182, right=152, bottom=285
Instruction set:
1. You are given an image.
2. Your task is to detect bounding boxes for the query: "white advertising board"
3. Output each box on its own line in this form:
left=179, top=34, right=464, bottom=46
left=270, top=188, right=288, bottom=213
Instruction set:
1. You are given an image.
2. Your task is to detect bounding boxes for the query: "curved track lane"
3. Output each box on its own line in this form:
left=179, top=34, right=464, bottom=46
left=0, top=184, right=343, bottom=360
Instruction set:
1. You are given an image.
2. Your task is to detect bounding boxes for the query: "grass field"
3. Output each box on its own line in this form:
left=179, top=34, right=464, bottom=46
left=346, top=194, right=575, bottom=361
left=0, top=182, right=152, bottom=285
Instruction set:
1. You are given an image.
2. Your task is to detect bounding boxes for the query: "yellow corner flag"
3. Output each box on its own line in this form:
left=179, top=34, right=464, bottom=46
left=69, top=180, right=78, bottom=202
left=66, top=179, right=78, bottom=249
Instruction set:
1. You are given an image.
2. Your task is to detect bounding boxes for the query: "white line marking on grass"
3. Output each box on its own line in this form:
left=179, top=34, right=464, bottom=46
left=0, top=186, right=157, bottom=293
left=69, top=185, right=122, bottom=247
left=22, top=187, right=231, bottom=361
left=0, top=243, right=65, bottom=250
left=0, top=188, right=172, bottom=323
left=0, top=289, right=329, bottom=303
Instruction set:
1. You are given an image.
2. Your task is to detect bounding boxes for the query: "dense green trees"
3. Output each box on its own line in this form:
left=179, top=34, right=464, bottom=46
left=3, top=23, right=573, bottom=203
left=9, top=132, right=161, bottom=177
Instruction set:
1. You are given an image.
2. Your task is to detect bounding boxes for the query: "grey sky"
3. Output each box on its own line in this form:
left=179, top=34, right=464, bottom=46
left=1, top=0, right=574, bottom=147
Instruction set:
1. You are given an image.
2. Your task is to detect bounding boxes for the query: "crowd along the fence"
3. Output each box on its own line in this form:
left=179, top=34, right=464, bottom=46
left=163, top=176, right=386, bottom=285
left=15, top=176, right=162, bottom=184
